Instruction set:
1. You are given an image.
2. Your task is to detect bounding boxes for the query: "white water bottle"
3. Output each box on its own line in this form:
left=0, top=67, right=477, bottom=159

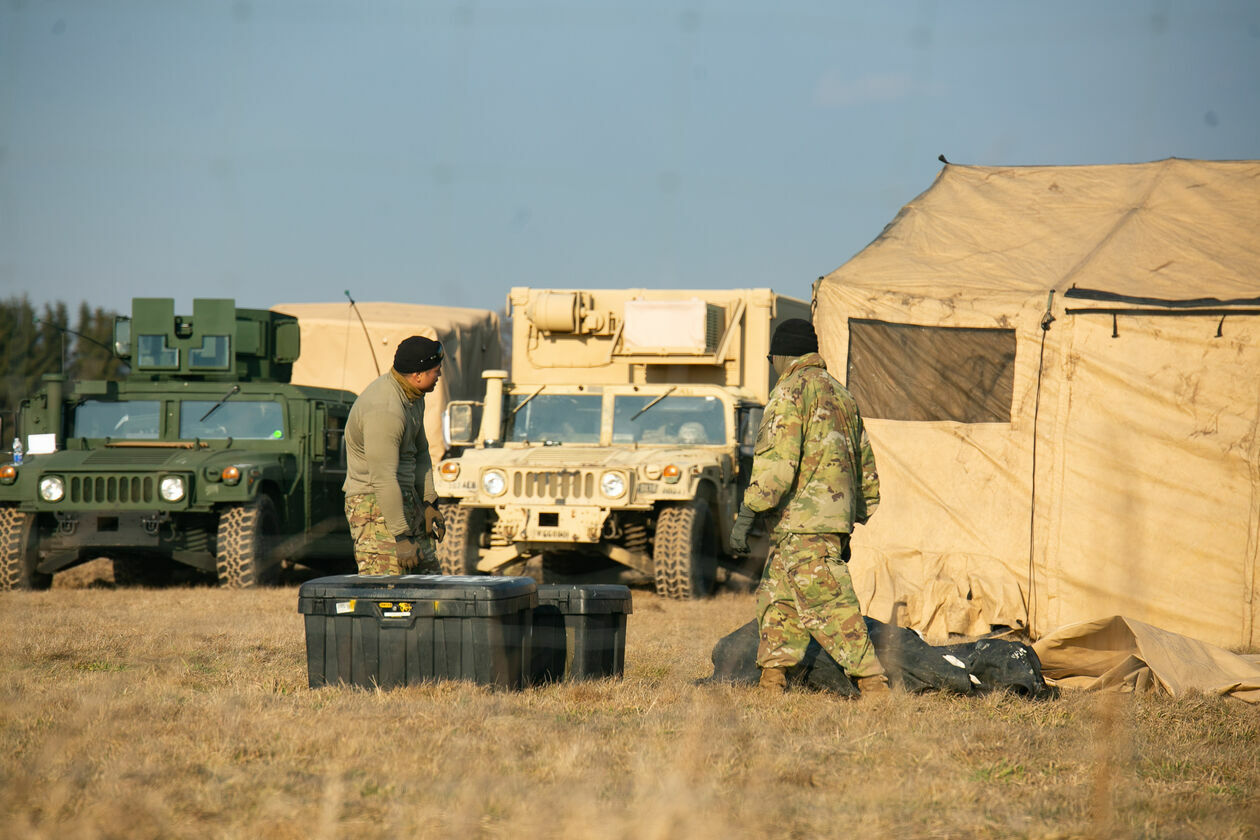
left=11, top=437, right=22, bottom=465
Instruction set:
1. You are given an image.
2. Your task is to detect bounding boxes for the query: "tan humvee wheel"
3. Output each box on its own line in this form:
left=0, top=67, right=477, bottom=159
left=437, top=504, right=485, bottom=576
left=653, top=499, right=718, bottom=599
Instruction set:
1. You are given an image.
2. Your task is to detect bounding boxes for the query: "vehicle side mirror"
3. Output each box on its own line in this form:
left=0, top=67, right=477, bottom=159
left=738, top=406, right=763, bottom=458
left=444, top=402, right=481, bottom=447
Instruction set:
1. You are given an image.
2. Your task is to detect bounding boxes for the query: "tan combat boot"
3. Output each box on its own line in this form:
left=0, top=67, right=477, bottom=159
left=855, top=674, right=892, bottom=697
left=758, top=667, right=787, bottom=695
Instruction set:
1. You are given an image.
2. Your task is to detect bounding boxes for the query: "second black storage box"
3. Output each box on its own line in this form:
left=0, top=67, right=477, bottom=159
left=531, top=584, right=632, bottom=683
left=298, top=575, right=537, bottom=689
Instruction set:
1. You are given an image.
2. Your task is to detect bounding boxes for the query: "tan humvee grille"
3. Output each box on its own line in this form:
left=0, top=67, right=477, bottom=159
left=512, top=470, right=596, bottom=500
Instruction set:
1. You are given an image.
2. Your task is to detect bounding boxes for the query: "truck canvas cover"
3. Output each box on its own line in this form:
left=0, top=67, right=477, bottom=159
left=272, top=302, right=503, bottom=465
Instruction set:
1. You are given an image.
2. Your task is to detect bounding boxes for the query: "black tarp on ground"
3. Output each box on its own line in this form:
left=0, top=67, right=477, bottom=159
left=936, top=637, right=1056, bottom=698
left=702, top=619, right=856, bottom=696
left=701, top=618, right=1056, bottom=699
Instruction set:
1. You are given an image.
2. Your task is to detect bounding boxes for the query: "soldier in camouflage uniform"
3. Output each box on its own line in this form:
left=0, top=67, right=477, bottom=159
left=729, top=319, right=891, bottom=696
left=343, top=336, right=448, bottom=575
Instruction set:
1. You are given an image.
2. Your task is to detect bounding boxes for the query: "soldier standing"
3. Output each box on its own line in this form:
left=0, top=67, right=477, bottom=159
left=729, top=319, right=891, bottom=696
left=343, top=336, right=447, bottom=574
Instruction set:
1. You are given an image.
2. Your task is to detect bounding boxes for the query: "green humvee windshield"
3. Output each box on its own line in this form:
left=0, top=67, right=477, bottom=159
left=180, top=400, right=285, bottom=440
left=612, top=395, right=725, bottom=445
left=74, top=400, right=162, bottom=439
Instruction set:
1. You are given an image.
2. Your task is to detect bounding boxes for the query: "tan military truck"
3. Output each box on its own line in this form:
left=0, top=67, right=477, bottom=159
left=435, top=287, right=811, bottom=599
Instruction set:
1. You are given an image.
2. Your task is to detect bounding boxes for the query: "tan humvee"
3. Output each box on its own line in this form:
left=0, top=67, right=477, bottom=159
left=436, top=287, right=810, bottom=599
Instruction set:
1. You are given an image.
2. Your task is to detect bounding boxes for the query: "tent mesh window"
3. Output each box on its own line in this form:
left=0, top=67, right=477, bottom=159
left=846, top=319, right=1016, bottom=423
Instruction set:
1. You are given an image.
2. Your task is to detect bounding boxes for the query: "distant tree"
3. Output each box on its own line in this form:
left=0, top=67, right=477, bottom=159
left=69, top=303, right=127, bottom=381
left=0, top=298, right=39, bottom=439
left=0, top=297, right=123, bottom=447
left=33, top=301, right=70, bottom=375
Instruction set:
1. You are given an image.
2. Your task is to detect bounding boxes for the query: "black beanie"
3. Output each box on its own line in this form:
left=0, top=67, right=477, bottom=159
left=393, top=335, right=444, bottom=373
left=769, top=319, right=818, bottom=357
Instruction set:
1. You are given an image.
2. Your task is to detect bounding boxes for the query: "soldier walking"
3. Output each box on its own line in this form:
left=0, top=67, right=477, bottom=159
left=343, top=336, right=447, bottom=574
left=729, top=319, right=891, bottom=696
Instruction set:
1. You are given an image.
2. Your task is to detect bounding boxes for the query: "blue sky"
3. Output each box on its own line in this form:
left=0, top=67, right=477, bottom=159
left=2, top=1, right=1257, bottom=316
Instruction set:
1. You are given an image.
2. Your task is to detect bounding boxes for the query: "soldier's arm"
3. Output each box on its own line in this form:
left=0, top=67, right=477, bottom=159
left=858, top=421, right=880, bottom=523
left=415, top=409, right=437, bottom=505
left=741, top=390, right=803, bottom=514
left=418, top=458, right=437, bottom=505
left=363, top=409, right=411, bottom=536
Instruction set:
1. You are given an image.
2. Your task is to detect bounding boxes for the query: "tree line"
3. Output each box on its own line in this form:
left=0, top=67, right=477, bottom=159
left=1, top=297, right=124, bottom=441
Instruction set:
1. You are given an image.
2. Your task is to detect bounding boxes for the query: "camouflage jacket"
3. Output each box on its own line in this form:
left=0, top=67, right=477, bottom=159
left=741, top=352, right=879, bottom=537
left=342, top=371, right=436, bottom=537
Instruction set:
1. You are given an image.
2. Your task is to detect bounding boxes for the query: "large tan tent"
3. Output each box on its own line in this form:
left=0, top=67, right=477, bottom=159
left=813, top=158, right=1260, bottom=649
left=271, top=302, right=502, bottom=466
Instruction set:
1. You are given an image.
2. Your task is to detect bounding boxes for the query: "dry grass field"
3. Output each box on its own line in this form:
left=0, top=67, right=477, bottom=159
left=2, top=562, right=1257, bottom=840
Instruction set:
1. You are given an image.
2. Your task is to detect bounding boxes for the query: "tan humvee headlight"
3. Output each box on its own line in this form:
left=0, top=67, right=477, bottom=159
left=39, top=475, right=65, bottom=502
left=662, top=464, right=682, bottom=485
left=482, top=469, right=507, bottom=497
left=159, top=475, right=186, bottom=502
left=600, top=471, right=626, bottom=499
left=439, top=461, right=460, bottom=481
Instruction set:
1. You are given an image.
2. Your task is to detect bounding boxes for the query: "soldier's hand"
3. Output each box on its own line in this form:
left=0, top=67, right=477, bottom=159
left=424, top=502, right=446, bottom=542
left=394, top=535, right=420, bottom=571
left=729, top=504, right=756, bottom=554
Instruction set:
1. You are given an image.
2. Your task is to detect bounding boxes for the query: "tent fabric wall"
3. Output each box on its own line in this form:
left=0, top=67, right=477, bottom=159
left=813, top=158, right=1260, bottom=648
left=272, top=302, right=502, bottom=466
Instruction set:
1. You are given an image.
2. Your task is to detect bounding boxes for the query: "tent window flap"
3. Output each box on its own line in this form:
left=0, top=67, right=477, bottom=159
left=846, top=319, right=1016, bottom=422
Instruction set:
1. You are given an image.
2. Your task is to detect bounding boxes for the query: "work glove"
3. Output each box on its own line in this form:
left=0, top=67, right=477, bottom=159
left=424, top=501, right=447, bottom=542
left=394, top=535, right=421, bottom=571
left=729, top=504, right=757, bottom=554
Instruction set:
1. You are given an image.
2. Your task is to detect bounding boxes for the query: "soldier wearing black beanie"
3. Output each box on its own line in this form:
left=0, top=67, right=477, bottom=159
left=731, top=314, right=892, bottom=697
left=768, top=318, right=818, bottom=358
left=341, top=334, right=447, bottom=576
left=393, top=335, right=444, bottom=374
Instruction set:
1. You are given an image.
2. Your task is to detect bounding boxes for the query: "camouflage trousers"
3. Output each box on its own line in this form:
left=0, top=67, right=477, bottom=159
left=755, top=532, right=884, bottom=679
left=344, top=492, right=439, bottom=575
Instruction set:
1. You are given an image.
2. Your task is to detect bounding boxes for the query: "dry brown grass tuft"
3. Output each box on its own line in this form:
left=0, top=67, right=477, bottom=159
left=3, top=585, right=1257, bottom=839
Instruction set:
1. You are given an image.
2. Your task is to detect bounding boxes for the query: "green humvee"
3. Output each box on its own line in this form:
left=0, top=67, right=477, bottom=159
left=0, top=298, right=356, bottom=589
